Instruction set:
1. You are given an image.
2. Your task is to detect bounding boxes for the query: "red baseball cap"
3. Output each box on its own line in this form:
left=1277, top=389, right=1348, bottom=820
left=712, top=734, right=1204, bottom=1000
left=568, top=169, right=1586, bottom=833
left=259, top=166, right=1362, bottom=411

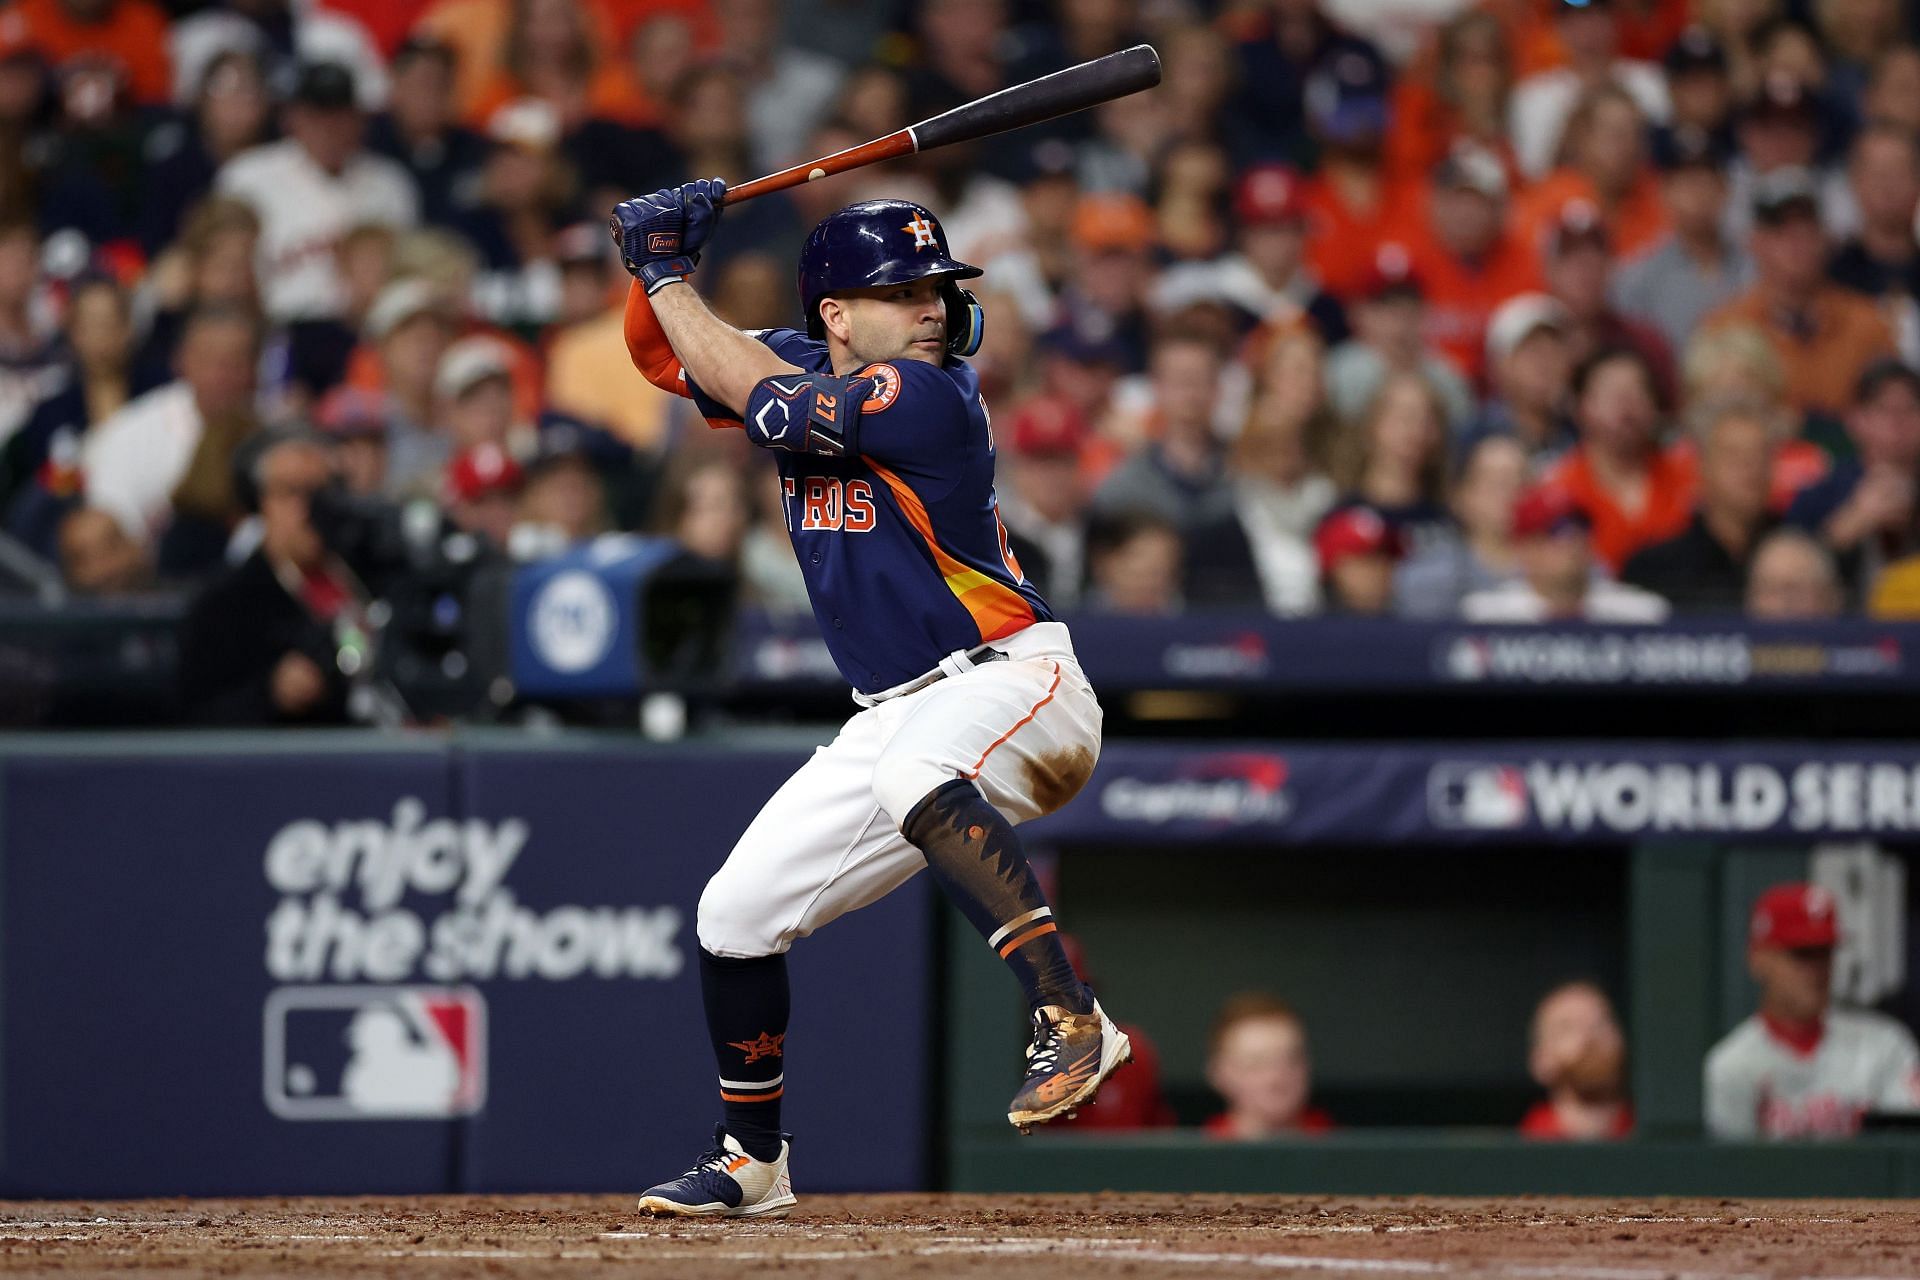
left=1314, top=504, right=1405, bottom=572
left=1009, top=396, right=1088, bottom=459
left=1234, top=164, right=1306, bottom=227
left=1749, top=882, right=1840, bottom=949
left=1511, top=485, right=1591, bottom=539
left=444, top=443, right=524, bottom=503
left=1360, top=242, right=1423, bottom=301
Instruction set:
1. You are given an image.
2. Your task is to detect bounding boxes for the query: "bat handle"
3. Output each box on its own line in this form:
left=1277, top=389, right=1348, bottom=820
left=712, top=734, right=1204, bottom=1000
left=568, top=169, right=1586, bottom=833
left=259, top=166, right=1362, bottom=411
left=720, top=131, right=919, bottom=207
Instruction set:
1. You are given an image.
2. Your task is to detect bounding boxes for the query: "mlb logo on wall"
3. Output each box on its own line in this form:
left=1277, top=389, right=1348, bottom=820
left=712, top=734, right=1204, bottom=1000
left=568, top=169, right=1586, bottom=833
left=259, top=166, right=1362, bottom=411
left=264, top=986, right=486, bottom=1120
left=1428, top=762, right=1530, bottom=831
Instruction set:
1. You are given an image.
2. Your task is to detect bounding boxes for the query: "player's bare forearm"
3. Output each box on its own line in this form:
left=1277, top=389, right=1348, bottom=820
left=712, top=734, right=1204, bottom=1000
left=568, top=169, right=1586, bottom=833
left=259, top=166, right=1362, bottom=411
left=648, top=283, right=801, bottom=417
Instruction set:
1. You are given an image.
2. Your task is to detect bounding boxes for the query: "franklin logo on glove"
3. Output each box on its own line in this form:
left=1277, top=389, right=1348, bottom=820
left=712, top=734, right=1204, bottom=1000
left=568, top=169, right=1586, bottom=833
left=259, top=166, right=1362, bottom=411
left=648, top=232, right=679, bottom=253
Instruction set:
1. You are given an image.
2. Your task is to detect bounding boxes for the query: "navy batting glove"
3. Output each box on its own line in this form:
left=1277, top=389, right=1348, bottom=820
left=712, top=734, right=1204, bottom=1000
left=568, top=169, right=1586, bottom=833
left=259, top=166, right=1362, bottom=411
left=610, top=178, right=728, bottom=294
left=680, top=176, right=727, bottom=258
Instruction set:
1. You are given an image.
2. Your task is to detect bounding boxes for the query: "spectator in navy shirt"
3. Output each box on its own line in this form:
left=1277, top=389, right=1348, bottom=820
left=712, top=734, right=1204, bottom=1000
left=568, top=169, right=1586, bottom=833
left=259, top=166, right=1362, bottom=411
left=1786, top=358, right=1920, bottom=603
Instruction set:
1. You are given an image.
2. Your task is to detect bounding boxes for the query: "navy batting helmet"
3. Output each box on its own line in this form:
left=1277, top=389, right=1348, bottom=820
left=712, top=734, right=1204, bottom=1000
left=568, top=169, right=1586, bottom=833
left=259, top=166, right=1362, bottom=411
left=797, top=199, right=986, bottom=357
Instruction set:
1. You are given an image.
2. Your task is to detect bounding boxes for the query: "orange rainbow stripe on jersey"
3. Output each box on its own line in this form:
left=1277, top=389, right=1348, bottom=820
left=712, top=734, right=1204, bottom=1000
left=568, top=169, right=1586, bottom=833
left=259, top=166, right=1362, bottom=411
left=864, top=456, right=1035, bottom=642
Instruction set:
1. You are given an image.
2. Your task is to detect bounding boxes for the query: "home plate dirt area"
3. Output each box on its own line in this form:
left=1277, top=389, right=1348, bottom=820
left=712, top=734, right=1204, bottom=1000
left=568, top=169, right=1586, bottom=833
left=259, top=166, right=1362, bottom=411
left=2, top=1195, right=1918, bottom=1278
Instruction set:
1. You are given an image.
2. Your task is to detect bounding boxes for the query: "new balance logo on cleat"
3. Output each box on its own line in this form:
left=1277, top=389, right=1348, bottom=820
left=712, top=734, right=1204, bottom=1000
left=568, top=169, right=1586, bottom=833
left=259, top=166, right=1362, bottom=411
left=637, top=1124, right=798, bottom=1218
left=1007, top=999, right=1133, bottom=1133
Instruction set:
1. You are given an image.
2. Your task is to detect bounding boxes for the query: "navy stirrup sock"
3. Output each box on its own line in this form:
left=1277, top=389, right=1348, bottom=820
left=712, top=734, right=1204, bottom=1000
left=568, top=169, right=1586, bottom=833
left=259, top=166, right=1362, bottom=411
left=699, top=947, right=789, bottom=1162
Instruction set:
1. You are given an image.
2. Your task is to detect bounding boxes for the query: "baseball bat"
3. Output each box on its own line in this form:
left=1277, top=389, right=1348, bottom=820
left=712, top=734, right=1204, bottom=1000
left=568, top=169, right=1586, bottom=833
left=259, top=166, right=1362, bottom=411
left=720, top=44, right=1161, bottom=206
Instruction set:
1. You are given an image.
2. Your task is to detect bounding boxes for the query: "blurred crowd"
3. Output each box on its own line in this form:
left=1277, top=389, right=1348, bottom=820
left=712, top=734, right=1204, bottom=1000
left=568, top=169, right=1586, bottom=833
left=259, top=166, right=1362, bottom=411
left=1068, top=882, right=1920, bottom=1141
left=14, top=0, right=1920, bottom=718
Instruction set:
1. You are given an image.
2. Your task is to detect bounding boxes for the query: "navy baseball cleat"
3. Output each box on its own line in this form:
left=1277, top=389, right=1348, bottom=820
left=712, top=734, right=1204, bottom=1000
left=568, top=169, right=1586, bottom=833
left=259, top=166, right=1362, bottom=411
left=637, top=1124, right=796, bottom=1218
left=1008, top=998, right=1133, bottom=1133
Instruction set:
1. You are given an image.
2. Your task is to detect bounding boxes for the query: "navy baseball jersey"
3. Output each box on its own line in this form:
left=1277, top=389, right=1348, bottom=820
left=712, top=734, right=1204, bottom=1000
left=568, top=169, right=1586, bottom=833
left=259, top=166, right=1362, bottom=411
left=686, top=329, right=1053, bottom=695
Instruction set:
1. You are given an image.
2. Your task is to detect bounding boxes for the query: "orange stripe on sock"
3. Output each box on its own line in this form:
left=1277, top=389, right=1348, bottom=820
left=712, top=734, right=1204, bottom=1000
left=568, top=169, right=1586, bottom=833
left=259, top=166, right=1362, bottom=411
left=965, top=662, right=1062, bottom=780
left=997, top=920, right=1058, bottom=958
left=719, top=1087, right=784, bottom=1103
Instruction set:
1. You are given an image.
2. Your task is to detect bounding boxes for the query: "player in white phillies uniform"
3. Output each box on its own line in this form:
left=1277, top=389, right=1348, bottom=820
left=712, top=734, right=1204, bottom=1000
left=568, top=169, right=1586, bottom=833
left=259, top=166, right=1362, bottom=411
left=1705, top=882, right=1920, bottom=1139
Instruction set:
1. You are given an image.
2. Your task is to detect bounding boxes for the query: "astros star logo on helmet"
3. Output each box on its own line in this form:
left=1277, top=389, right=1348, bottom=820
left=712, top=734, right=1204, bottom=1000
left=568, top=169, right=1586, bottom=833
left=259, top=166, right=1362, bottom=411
left=903, top=212, right=938, bottom=250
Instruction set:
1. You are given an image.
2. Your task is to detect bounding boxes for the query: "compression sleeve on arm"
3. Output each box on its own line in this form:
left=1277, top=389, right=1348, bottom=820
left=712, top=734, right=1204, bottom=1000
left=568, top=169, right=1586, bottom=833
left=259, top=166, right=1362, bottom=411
left=742, top=371, right=878, bottom=456
left=622, top=280, right=688, bottom=397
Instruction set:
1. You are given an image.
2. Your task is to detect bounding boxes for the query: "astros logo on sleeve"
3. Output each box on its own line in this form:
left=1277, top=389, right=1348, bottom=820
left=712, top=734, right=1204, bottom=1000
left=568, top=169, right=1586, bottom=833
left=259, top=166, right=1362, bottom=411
left=858, top=363, right=901, bottom=413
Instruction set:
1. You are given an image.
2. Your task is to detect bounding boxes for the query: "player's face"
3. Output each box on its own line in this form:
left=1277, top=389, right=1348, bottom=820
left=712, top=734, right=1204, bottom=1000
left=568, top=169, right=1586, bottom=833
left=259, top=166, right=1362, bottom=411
left=834, top=278, right=947, bottom=366
left=1751, top=944, right=1834, bottom=1023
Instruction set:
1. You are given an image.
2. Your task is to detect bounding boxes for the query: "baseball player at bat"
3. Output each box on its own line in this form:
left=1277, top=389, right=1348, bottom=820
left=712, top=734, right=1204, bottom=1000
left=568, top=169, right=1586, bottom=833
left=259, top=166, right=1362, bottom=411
left=612, top=180, right=1131, bottom=1217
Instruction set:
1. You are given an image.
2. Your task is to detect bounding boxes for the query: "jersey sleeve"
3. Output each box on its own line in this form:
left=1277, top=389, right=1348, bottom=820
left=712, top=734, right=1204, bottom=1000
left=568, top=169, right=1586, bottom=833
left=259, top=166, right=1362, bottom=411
left=1702, top=1036, right=1760, bottom=1140
left=1872, top=1021, right=1920, bottom=1115
left=838, top=359, right=972, bottom=466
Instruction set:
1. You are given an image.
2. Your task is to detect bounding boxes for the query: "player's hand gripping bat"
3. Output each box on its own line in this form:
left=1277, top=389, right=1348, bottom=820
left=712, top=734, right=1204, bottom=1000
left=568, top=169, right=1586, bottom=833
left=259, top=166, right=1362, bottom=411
left=719, top=44, right=1162, bottom=207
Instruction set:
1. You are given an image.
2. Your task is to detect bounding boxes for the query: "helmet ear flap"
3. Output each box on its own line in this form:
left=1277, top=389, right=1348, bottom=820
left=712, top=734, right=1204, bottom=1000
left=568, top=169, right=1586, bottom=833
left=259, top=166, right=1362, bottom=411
left=945, top=285, right=984, bottom=358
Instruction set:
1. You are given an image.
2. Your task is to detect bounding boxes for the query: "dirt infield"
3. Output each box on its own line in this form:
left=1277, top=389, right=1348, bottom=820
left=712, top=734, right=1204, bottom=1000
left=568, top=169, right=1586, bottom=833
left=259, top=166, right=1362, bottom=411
left=3, top=1194, right=1918, bottom=1278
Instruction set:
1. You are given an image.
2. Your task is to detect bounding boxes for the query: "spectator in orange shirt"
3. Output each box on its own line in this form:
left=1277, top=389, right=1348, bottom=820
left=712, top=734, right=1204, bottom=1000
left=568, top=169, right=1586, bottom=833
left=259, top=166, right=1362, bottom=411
left=1407, top=141, right=1541, bottom=384
left=1513, top=82, right=1671, bottom=264
left=1202, top=992, right=1334, bottom=1139
left=1386, top=11, right=1519, bottom=191
left=1704, top=168, right=1898, bottom=420
left=1537, top=345, right=1695, bottom=572
left=14, top=0, right=168, bottom=106
left=1297, top=50, right=1415, bottom=303
left=1541, top=201, right=1677, bottom=406
left=1520, top=981, right=1634, bottom=1141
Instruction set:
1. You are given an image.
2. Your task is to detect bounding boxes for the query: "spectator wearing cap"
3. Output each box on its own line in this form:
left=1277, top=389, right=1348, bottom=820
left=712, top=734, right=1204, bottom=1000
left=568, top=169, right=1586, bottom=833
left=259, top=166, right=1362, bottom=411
left=1395, top=434, right=1528, bottom=619
left=1612, top=127, right=1752, bottom=354
left=1293, top=46, right=1422, bottom=303
left=436, top=333, right=527, bottom=459
left=177, top=431, right=361, bottom=725
left=367, top=37, right=489, bottom=230
left=1324, top=246, right=1474, bottom=431
left=1785, top=358, right=1920, bottom=601
left=1083, top=509, right=1183, bottom=615
left=136, top=49, right=273, bottom=257
left=1186, top=326, right=1337, bottom=614
left=1705, top=168, right=1896, bottom=419
left=1654, top=26, right=1735, bottom=159
left=13, top=0, right=169, bottom=106
left=1091, top=333, right=1234, bottom=532
left=78, top=304, right=261, bottom=554
left=359, top=277, right=457, bottom=497
left=997, top=397, right=1091, bottom=610
left=1828, top=124, right=1920, bottom=356
left=454, top=97, right=576, bottom=328
left=1227, top=0, right=1388, bottom=162
left=1405, top=140, right=1541, bottom=385
left=1460, top=482, right=1668, bottom=621
left=1520, top=981, right=1632, bottom=1141
left=1059, top=194, right=1156, bottom=375
left=1329, top=372, right=1453, bottom=553
left=1543, top=200, right=1677, bottom=406
left=1154, top=165, right=1348, bottom=347
left=1515, top=83, right=1670, bottom=263
left=1201, top=993, right=1333, bottom=1140
left=1751, top=527, right=1845, bottom=618
left=1535, top=346, right=1690, bottom=573
left=1384, top=12, right=1517, bottom=193
left=1, top=274, right=137, bottom=524
left=1706, top=882, right=1920, bottom=1140
left=1621, top=400, right=1779, bottom=613
left=443, top=441, right=523, bottom=550
left=1508, top=0, right=1669, bottom=182
left=513, top=449, right=607, bottom=558
left=1815, top=0, right=1908, bottom=136
left=313, top=386, right=389, bottom=497
left=1031, top=325, right=1128, bottom=479
left=1314, top=501, right=1404, bottom=616
left=1724, top=72, right=1848, bottom=245
left=216, top=61, right=420, bottom=325
left=1461, top=293, right=1577, bottom=463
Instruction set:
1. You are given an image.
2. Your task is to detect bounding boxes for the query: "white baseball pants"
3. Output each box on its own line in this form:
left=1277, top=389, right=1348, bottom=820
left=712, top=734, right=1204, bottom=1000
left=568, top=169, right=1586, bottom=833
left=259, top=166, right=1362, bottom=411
left=697, top=621, right=1102, bottom=958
